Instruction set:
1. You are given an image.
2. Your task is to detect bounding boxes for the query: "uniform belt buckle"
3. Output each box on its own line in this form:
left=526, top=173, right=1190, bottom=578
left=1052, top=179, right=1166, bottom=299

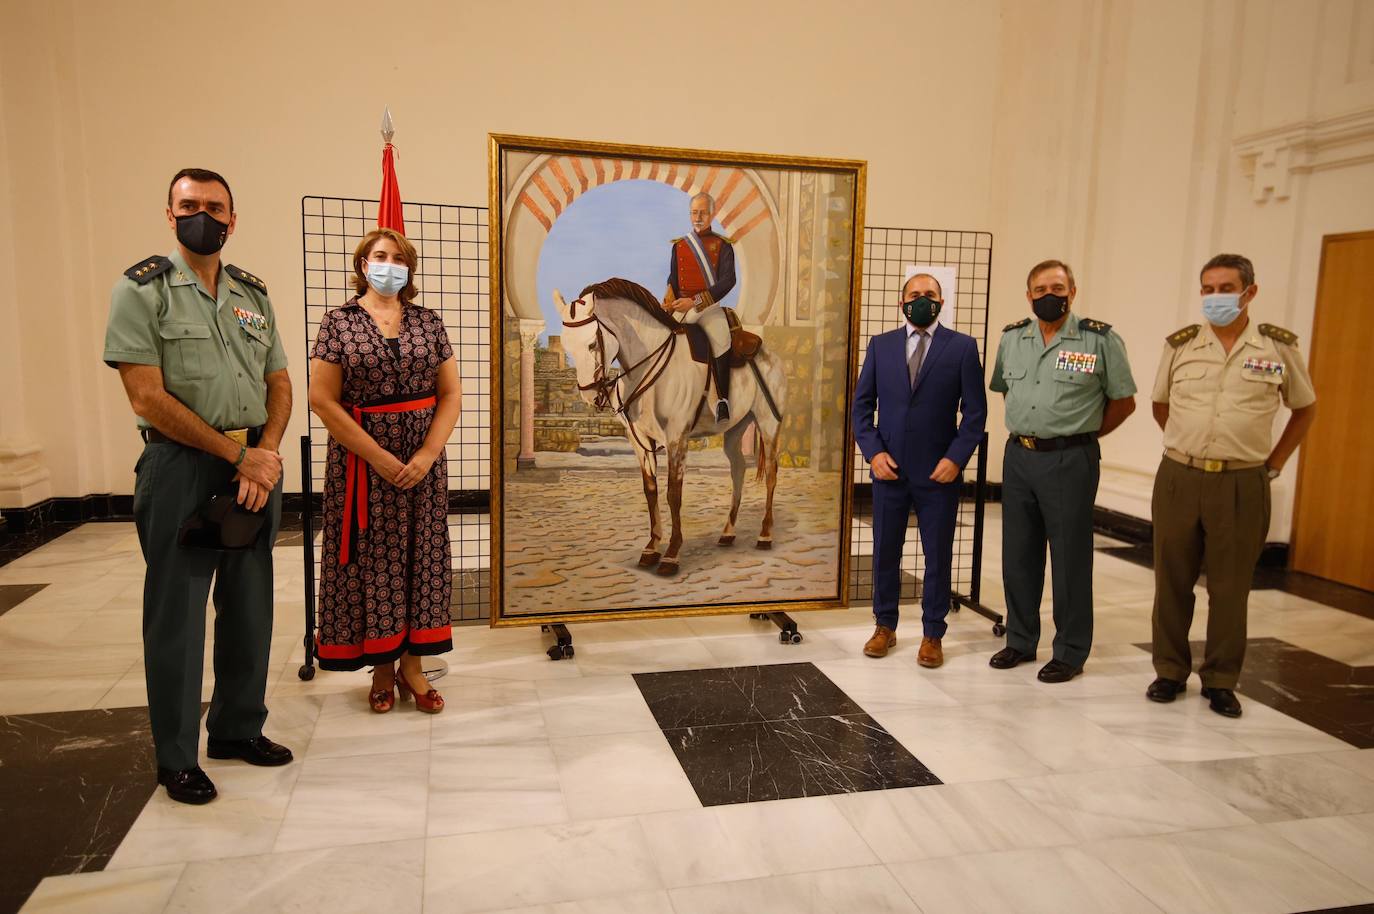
left=1202, top=458, right=1225, bottom=473
left=224, top=428, right=249, bottom=447
left=1018, top=436, right=1036, bottom=451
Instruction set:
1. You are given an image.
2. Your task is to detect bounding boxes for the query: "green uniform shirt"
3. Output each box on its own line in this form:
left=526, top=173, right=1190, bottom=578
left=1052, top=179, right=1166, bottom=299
left=103, top=250, right=287, bottom=429
left=990, top=312, right=1136, bottom=437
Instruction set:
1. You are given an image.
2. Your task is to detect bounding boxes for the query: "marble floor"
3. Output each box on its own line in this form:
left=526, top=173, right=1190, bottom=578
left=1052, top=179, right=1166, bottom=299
left=2, top=509, right=1374, bottom=913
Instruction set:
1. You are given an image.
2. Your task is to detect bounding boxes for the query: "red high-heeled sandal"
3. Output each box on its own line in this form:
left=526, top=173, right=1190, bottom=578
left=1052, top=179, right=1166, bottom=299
left=397, top=668, right=444, bottom=714
left=368, top=666, right=396, bottom=714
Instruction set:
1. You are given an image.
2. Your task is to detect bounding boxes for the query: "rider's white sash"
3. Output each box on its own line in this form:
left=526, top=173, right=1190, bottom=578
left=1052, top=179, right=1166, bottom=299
left=682, top=232, right=717, bottom=289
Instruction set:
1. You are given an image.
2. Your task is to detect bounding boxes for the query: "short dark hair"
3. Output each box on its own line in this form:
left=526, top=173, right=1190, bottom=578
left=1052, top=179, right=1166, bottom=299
left=1200, top=253, right=1254, bottom=288
left=901, top=272, right=943, bottom=299
left=167, top=168, right=234, bottom=213
left=1027, top=259, right=1075, bottom=291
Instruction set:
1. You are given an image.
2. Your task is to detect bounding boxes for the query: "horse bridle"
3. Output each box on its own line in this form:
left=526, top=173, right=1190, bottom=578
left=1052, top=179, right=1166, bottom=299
left=564, top=298, right=678, bottom=414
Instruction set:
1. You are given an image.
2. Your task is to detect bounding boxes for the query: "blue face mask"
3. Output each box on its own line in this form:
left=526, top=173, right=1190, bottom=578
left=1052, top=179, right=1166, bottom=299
left=1201, top=292, right=1243, bottom=327
left=366, top=261, right=408, bottom=297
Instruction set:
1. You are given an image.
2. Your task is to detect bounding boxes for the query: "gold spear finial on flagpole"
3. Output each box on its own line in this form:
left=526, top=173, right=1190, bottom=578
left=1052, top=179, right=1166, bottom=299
left=380, top=106, right=395, bottom=145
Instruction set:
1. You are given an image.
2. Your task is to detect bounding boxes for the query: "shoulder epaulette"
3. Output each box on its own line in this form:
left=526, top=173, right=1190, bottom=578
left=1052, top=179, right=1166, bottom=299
left=1166, top=324, right=1200, bottom=348
left=717, top=233, right=735, bottom=245
left=1003, top=317, right=1031, bottom=332
left=1258, top=323, right=1297, bottom=345
left=670, top=236, right=686, bottom=245
left=1079, top=317, right=1112, bottom=334
left=124, top=255, right=172, bottom=285
left=225, top=264, right=267, bottom=294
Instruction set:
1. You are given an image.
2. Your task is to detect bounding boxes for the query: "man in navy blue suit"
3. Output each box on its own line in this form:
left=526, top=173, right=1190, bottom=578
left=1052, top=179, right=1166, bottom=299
left=852, top=273, right=988, bottom=667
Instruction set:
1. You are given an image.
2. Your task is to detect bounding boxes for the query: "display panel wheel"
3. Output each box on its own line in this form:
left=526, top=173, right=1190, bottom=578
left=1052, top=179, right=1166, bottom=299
left=297, top=664, right=316, bottom=681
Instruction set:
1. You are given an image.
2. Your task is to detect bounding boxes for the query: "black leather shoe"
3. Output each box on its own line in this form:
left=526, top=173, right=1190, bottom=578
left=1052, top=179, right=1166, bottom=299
left=1146, top=677, right=1187, bottom=703
left=715, top=401, right=730, bottom=423
left=157, top=766, right=217, bottom=805
left=1200, top=686, right=1242, bottom=718
left=989, top=647, right=1035, bottom=669
left=206, top=735, right=294, bottom=766
left=1037, top=659, right=1083, bottom=683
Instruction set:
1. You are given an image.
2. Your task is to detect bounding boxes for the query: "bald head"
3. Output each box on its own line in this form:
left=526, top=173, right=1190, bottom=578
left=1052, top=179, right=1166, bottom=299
left=901, top=272, right=943, bottom=301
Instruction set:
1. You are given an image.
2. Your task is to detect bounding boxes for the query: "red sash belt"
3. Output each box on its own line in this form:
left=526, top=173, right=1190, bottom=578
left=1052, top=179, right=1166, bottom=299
left=340, top=391, right=437, bottom=565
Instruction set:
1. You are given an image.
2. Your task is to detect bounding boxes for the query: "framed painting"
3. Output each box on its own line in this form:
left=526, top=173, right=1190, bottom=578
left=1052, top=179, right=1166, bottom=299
left=488, top=133, right=866, bottom=626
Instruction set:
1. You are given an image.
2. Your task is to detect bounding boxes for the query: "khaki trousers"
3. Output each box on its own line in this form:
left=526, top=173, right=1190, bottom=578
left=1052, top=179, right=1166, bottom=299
left=1150, top=456, right=1270, bottom=689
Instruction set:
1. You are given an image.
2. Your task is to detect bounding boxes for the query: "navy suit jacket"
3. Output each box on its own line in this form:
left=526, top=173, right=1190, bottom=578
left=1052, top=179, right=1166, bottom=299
left=852, top=323, right=988, bottom=485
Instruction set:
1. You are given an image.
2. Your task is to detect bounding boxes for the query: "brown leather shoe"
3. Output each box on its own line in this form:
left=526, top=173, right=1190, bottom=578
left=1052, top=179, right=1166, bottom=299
left=863, top=625, right=896, bottom=658
left=917, top=637, right=943, bottom=668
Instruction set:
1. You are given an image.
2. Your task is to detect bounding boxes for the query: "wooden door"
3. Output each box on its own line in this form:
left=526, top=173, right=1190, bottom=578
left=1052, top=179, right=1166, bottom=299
left=1292, top=230, right=1374, bottom=591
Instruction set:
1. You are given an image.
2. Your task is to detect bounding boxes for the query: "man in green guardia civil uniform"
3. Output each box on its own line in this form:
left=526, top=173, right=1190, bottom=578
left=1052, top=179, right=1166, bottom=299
left=103, top=168, right=294, bottom=805
left=988, top=259, right=1137, bottom=683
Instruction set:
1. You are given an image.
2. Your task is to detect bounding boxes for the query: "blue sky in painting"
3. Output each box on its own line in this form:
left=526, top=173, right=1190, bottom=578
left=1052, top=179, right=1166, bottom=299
left=534, top=179, right=741, bottom=346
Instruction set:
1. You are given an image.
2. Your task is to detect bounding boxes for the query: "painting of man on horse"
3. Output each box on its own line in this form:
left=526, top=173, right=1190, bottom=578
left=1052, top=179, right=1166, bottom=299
left=553, top=277, right=786, bottom=577
left=490, top=134, right=864, bottom=623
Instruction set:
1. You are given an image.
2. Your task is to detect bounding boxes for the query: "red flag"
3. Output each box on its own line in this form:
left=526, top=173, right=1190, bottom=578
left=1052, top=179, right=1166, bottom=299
left=378, top=142, right=404, bottom=233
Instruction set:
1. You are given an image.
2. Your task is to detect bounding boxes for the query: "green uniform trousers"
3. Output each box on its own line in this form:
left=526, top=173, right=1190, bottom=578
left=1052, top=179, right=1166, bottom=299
left=1150, top=457, right=1269, bottom=690
left=132, top=440, right=281, bottom=771
left=1001, top=438, right=1100, bottom=668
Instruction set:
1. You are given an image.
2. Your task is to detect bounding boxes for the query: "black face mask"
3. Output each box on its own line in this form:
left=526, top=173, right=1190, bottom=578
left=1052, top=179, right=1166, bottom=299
left=1031, top=292, right=1069, bottom=322
left=175, top=211, right=229, bottom=256
left=902, top=295, right=941, bottom=328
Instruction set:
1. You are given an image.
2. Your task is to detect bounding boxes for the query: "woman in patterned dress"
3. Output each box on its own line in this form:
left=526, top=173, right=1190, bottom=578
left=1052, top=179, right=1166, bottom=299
left=308, top=228, right=461, bottom=713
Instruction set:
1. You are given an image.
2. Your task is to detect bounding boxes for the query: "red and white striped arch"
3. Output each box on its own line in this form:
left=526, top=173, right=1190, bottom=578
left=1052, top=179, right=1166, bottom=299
left=513, top=155, right=776, bottom=243
left=501, top=153, right=784, bottom=326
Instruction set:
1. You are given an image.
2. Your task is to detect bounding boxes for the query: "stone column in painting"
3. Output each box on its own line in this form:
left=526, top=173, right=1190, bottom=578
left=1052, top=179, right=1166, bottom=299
left=516, top=319, right=545, bottom=471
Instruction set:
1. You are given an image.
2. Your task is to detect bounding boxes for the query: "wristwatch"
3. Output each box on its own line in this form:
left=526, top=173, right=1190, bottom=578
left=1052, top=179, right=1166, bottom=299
left=1265, top=465, right=1281, bottom=480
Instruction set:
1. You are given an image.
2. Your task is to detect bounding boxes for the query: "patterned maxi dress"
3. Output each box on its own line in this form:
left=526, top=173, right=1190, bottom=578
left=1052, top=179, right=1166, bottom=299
left=312, top=298, right=454, bottom=670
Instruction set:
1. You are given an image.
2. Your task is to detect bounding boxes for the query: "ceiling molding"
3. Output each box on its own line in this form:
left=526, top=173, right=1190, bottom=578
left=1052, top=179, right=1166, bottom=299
left=1234, top=106, right=1374, bottom=202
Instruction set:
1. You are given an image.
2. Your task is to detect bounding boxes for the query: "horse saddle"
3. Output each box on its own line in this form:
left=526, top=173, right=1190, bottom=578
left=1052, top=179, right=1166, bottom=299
left=682, top=308, right=762, bottom=368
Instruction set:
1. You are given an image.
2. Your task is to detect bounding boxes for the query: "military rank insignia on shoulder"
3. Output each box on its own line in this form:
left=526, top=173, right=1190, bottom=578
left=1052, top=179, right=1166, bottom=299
left=1003, top=317, right=1031, bottom=332
left=1258, top=323, right=1297, bottom=345
left=226, top=264, right=268, bottom=294
left=124, top=255, right=172, bottom=285
left=1166, top=324, right=1201, bottom=348
left=1079, top=317, right=1112, bottom=334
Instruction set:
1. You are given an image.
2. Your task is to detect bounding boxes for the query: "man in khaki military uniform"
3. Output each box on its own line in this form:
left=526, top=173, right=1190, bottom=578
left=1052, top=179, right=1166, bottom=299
left=104, top=168, right=294, bottom=804
left=1147, top=253, right=1317, bottom=717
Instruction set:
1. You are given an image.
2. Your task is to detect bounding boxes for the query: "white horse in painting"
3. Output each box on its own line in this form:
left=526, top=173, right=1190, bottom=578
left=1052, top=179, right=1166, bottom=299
left=552, top=278, right=787, bottom=576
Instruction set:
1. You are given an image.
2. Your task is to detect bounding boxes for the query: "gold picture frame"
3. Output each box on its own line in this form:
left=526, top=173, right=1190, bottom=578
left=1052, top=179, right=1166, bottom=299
left=488, top=133, right=867, bottom=627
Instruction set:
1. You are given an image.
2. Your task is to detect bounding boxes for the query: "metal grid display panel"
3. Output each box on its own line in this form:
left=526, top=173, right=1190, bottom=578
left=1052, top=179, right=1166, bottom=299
left=301, top=197, right=490, bottom=623
left=849, top=227, right=992, bottom=605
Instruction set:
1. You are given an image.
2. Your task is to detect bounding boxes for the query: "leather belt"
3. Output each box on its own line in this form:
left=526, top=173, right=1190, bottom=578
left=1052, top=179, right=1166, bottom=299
left=1010, top=433, right=1095, bottom=451
left=141, top=426, right=263, bottom=447
left=1164, top=448, right=1265, bottom=473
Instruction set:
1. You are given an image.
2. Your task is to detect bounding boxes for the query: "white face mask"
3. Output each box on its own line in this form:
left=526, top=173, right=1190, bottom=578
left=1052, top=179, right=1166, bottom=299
left=366, top=261, right=408, bottom=296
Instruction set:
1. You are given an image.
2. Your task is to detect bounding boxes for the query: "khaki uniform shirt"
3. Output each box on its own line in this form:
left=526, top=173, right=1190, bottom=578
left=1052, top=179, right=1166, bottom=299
left=103, top=250, right=287, bottom=429
left=990, top=312, right=1137, bottom=437
left=1151, top=320, right=1316, bottom=462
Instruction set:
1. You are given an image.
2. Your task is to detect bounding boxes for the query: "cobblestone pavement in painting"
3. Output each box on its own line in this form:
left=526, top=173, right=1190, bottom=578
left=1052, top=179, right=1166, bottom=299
left=503, top=450, right=842, bottom=616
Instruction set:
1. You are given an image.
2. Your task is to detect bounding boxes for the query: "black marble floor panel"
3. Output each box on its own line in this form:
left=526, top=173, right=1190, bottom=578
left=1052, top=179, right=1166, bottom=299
left=1135, top=637, right=1374, bottom=749
left=1097, top=541, right=1374, bottom=619
left=0, top=706, right=160, bottom=914
left=0, top=583, right=47, bottom=618
left=635, top=662, right=940, bottom=806
left=0, top=523, right=79, bottom=570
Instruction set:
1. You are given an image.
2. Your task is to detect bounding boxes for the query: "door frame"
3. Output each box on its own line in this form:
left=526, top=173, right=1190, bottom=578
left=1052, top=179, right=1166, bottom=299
left=1290, top=228, right=1374, bottom=576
